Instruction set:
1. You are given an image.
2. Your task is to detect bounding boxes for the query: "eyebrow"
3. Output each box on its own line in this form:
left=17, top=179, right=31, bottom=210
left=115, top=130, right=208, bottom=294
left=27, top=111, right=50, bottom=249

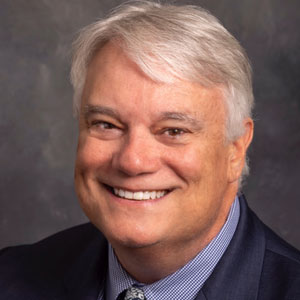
left=83, top=105, right=203, bottom=130
left=157, top=112, right=203, bottom=130
left=83, top=105, right=121, bottom=120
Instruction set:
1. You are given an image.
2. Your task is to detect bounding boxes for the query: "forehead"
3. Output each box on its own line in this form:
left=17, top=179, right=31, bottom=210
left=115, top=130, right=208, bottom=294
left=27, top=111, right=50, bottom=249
left=82, top=42, right=226, bottom=123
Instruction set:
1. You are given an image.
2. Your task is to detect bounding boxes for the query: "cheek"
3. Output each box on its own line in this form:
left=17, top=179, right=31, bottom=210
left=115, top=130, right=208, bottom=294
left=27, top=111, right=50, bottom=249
left=164, top=146, right=205, bottom=182
left=75, top=138, right=110, bottom=221
left=76, top=136, right=113, bottom=172
left=163, top=141, right=229, bottom=187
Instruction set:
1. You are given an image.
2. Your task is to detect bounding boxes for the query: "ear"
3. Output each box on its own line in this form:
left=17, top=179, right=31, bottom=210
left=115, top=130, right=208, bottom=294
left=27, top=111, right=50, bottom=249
left=227, top=118, right=254, bottom=183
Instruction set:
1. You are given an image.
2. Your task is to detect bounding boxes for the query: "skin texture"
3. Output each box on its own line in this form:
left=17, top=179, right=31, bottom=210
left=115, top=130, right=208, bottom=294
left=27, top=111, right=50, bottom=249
left=75, top=42, right=253, bottom=283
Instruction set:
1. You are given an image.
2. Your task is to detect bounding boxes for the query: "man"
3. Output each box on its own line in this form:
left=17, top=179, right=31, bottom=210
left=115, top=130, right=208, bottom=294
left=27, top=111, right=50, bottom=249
left=1, top=1, right=299, bottom=299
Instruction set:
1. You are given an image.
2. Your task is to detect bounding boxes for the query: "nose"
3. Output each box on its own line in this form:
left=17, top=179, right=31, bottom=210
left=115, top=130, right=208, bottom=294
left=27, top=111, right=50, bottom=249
left=112, top=130, right=161, bottom=176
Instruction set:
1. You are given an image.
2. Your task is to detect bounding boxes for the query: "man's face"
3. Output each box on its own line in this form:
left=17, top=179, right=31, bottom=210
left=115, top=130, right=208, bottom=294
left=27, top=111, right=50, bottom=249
left=75, top=42, right=242, bottom=252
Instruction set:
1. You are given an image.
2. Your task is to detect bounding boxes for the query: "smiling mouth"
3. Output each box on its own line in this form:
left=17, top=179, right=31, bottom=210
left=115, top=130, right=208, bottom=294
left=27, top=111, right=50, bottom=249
left=104, top=185, right=170, bottom=200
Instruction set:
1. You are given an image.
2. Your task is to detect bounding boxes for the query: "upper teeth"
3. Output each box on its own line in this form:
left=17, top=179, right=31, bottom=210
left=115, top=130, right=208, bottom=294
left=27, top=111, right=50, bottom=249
left=113, top=188, right=167, bottom=200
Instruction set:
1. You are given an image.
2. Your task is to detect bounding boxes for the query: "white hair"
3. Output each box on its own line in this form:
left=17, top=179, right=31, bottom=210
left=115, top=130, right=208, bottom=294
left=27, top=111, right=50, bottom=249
left=71, top=0, right=254, bottom=184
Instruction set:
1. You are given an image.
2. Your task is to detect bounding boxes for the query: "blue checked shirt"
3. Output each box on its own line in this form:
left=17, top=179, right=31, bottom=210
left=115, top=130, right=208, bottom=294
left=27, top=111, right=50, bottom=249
left=98, top=197, right=240, bottom=300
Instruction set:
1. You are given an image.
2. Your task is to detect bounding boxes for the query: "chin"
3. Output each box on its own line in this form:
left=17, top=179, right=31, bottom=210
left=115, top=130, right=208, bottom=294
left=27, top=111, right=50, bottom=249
left=104, top=225, right=162, bottom=250
left=114, top=238, right=158, bottom=249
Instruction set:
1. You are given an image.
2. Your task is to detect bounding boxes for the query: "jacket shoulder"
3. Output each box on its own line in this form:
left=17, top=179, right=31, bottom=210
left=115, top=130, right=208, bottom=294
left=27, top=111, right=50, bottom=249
left=264, top=224, right=300, bottom=262
left=0, top=223, right=104, bottom=299
left=0, top=222, right=101, bottom=264
left=258, top=219, right=300, bottom=299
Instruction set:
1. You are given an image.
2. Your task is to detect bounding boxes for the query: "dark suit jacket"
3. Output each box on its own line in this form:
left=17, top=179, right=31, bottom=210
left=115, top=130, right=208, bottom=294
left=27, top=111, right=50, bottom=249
left=1, top=195, right=299, bottom=300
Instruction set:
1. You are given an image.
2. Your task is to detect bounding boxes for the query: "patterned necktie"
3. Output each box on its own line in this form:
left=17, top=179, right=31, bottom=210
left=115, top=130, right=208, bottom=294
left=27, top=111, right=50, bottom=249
left=117, top=286, right=147, bottom=300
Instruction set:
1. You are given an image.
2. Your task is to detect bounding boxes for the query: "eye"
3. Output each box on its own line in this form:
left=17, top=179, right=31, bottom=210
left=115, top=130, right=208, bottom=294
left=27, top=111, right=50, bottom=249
left=91, top=121, right=116, bottom=130
left=87, top=119, right=124, bottom=140
left=163, top=128, right=186, bottom=137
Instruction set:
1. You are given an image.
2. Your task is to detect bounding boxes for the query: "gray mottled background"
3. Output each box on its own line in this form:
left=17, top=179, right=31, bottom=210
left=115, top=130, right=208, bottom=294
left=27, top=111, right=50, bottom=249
left=0, top=0, right=299, bottom=250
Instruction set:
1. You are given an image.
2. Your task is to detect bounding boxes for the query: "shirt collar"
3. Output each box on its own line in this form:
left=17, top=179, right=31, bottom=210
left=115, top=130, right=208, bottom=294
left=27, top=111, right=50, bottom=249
left=105, top=196, right=240, bottom=300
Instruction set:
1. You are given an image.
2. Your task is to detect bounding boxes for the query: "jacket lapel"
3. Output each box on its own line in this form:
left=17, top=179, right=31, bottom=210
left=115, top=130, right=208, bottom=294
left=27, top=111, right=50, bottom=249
left=64, top=230, right=108, bottom=300
left=195, top=195, right=265, bottom=300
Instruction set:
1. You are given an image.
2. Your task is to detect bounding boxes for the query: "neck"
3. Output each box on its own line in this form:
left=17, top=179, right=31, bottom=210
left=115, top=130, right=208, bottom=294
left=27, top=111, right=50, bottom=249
left=114, top=239, right=208, bottom=283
